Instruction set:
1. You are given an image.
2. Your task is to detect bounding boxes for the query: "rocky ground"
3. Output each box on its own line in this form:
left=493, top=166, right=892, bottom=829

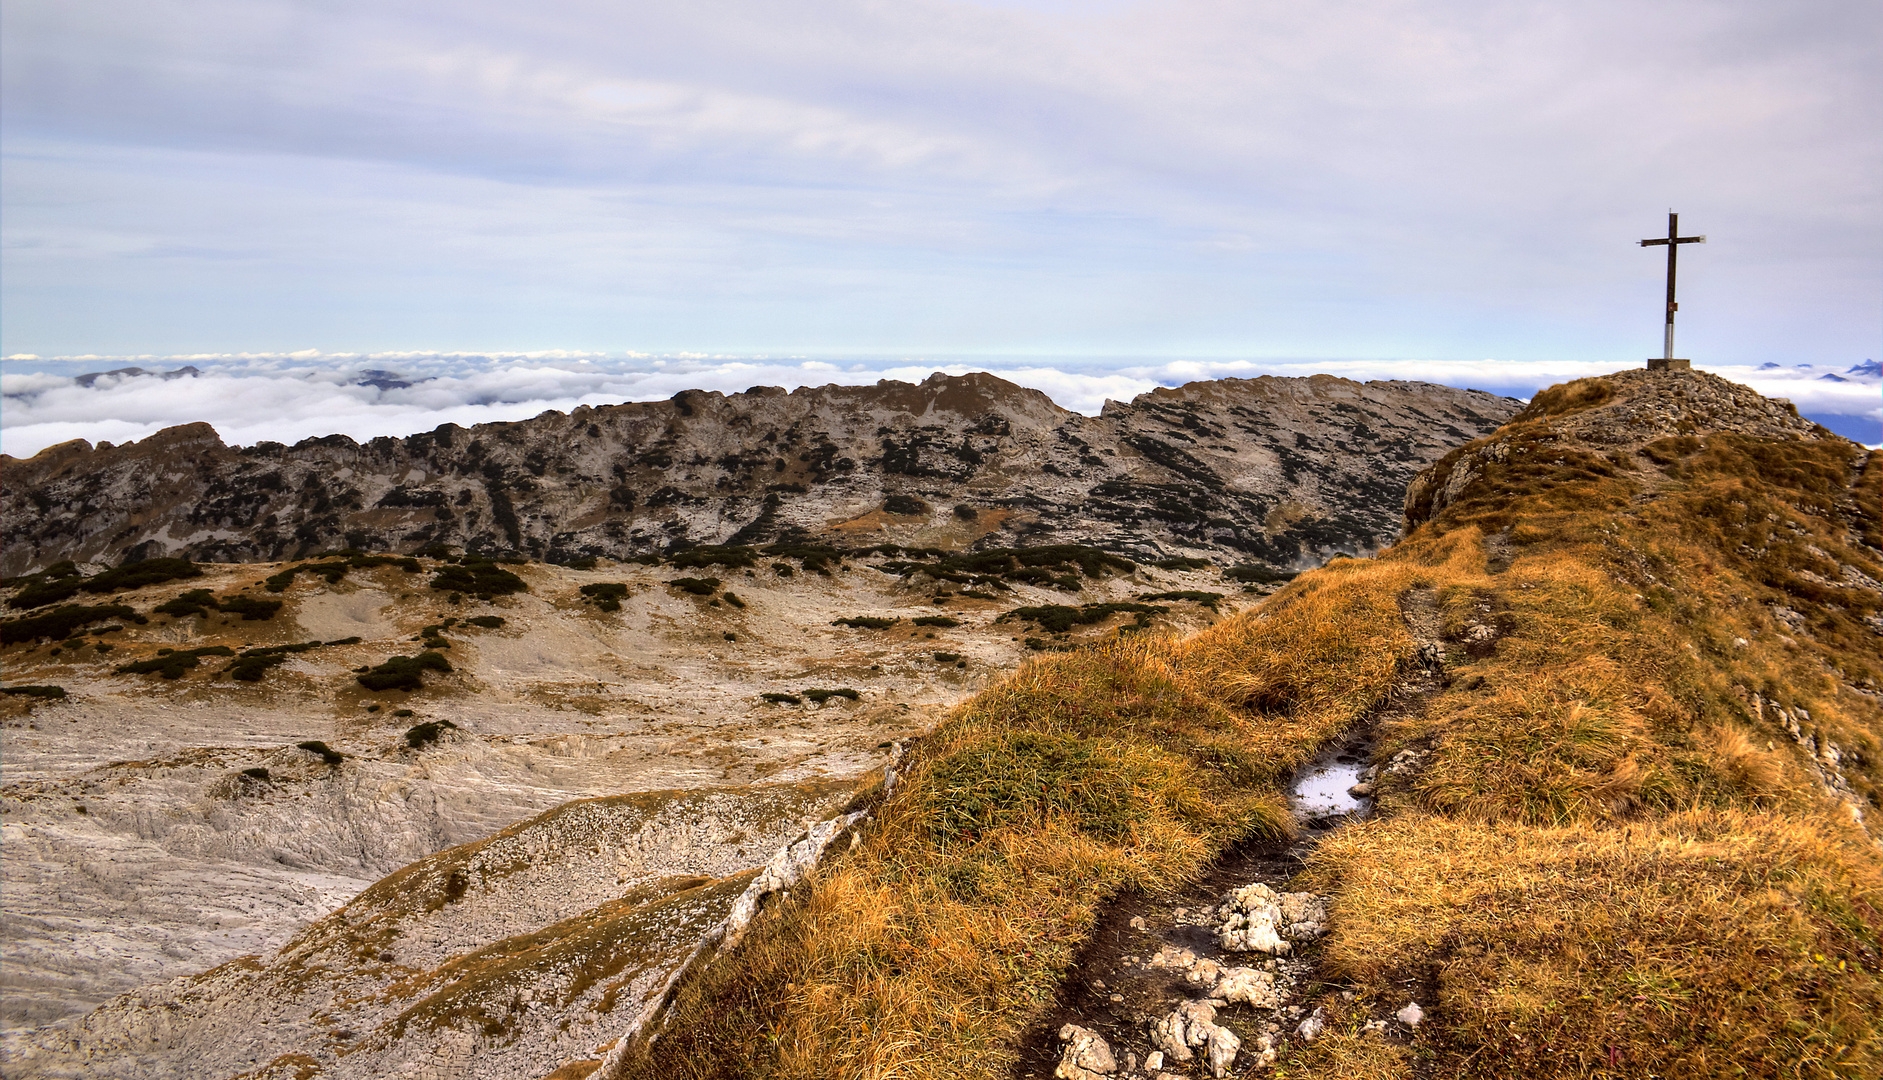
left=0, top=373, right=1519, bottom=577
left=1012, top=587, right=1453, bottom=1080
left=1, top=549, right=1263, bottom=1077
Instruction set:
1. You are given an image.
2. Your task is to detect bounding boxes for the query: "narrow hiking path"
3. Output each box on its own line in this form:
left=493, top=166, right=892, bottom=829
left=1012, top=586, right=1449, bottom=1080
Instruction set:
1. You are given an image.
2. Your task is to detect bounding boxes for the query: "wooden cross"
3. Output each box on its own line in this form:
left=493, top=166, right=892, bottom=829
left=1639, top=211, right=1705, bottom=369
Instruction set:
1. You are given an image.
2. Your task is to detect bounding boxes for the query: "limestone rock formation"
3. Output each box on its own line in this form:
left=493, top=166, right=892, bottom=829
left=1, top=373, right=1517, bottom=577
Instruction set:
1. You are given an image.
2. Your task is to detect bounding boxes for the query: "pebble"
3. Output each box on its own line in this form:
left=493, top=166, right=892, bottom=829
left=1397, top=1001, right=1425, bottom=1027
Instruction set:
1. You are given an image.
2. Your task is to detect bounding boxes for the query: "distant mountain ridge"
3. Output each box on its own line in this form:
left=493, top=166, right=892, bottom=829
left=0, top=372, right=1518, bottom=577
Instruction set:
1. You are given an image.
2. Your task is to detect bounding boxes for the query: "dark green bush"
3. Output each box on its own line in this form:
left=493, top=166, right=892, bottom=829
left=266, top=555, right=419, bottom=592
left=428, top=559, right=527, bottom=598
left=115, top=646, right=236, bottom=679
left=85, top=557, right=201, bottom=594
left=296, top=740, right=344, bottom=765
left=1000, top=602, right=1167, bottom=634
left=667, top=545, right=759, bottom=570
left=761, top=692, right=802, bottom=705
left=1224, top=564, right=1296, bottom=584
left=2, top=685, right=66, bottom=699
left=404, top=718, right=459, bottom=749
left=912, top=615, right=959, bottom=628
left=580, top=582, right=630, bottom=612
left=833, top=616, right=898, bottom=630
left=462, top=615, right=505, bottom=629
left=392, top=708, right=414, bottom=718
left=228, top=654, right=288, bottom=681
left=933, top=652, right=962, bottom=663
left=239, top=767, right=271, bottom=781
left=3, top=604, right=140, bottom=644
left=771, top=562, right=795, bottom=577
left=722, top=592, right=746, bottom=609
left=670, top=577, right=721, bottom=596
left=155, top=589, right=220, bottom=618
left=1152, top=557, right=1214, bottom=571
left=8, top=562, right=85, bottom=609
left=219, top=595, right=283, bottom=620
left=1138, top=590, right=1225, bottom=609
left=804, top=688, right=861, bottom=703
left=356, top=651, right=453, bottom=692
left=226, top=639, right=326, bottom=681
left=953, top=504, right=978, bottom=521
left=884, top=495, right=928, bottom=516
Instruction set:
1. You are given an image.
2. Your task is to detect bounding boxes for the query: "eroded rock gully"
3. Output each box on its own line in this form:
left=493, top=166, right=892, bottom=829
left=1015, top=588, right=1448, bottom=1080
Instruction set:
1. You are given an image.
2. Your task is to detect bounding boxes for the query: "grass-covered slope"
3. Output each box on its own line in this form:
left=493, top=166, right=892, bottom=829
left=605, top=368, right=1882, bottom=1080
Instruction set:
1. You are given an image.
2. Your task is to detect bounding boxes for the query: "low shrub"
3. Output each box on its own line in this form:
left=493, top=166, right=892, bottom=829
left=219, top=595, right=283, bottom=621
left=953, top=504, right=979, bottom=521
left=933, top=652, right=962, bottom=663
left=668, top=545, right=760, bottom=570
left=722, top=592, right=746, bottom=609
left=912, top=615, right=959, bottom=628
left=761, top=692, right=802, bottom=704
left=671, top=577, right=721, bottom=596
left=116, top=646, right=237, bottom=680
left=227, top=654, right=288, bottom=682
left=580, top=582, right=630, bottom=612
left=1152, top=556, right=1213, bottom=570
left=154, top=589, right=220, bottom=618
left=428, top=559, right=527, bottom=599
left=833, top=616, right=898, bottom=630
left=404, top=718, right=459, bottom=749
left=296, top=740, right=344, bottom=765
left=1001, top=602, right=1167, bottom=634
left=1138, top=590, right=1225, bottom=609
left=1223, top=563, right=1295, bottom=584
left=356, top=651, right=453, bottom=692
left=803, top=687, right=860, bottom=703
left=462, top=615, right=505, bottom=629
left=7, top=562, right=85, bottom=609
left=239, top=767, right=271, bottom=781
left=2, top=604, right=141, bottom=644
left=2, top=685, right=66, bottom=699
left=84, top=557, right=202, bottom=594
left=884, top=495, right=928, bottom=516
left=392, top=708, right=414, bottom=717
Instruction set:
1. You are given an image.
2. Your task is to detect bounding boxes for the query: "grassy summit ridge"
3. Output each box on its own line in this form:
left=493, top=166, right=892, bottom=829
left=609, top=369, right=1882, bottom=1080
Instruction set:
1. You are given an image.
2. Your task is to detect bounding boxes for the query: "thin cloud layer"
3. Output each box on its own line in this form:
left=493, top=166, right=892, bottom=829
left=3, top=0, right=1878, bottom=362
left=3, top=354, right=1875, bottom=459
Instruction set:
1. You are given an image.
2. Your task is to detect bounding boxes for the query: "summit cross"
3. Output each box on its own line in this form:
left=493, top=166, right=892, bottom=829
left=1639, top=211, right=1705, bottom=369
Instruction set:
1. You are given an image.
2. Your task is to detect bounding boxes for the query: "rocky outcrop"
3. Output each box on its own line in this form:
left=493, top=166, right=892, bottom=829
left=1, top=372, right=1518, bottom=577
left=3, top=781, right=859, bottom=1080
left=1404, top=367, right=1831, bottom=529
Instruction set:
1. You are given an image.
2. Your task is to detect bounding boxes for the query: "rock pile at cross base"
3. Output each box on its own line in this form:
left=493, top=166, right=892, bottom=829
left=0, top=373, right=1517, bottom=578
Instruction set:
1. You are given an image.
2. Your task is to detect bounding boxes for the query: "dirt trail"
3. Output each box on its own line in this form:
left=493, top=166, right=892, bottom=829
left=1013, top=587, right=1448, bottom=1079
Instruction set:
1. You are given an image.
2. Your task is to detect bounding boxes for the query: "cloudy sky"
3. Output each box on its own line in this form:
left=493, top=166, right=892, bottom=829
left=3, top=0, right=1878, bottom=447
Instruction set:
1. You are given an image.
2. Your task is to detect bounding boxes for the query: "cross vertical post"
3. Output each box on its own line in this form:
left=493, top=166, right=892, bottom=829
left=1639, top=212, right=1706, bottom=369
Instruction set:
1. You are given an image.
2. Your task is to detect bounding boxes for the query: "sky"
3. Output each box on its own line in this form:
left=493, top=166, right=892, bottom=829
left=3, top=0, right=1879, bottom=446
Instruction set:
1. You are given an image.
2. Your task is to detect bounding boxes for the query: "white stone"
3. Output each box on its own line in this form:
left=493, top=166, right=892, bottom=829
left=1296, top=1008, right=1326, bottom=1043
left=1056, top=1023, right=1117, bottom=1079
left=1396, top=1001, right=1425, bottom=1027
left=1213, top=966, right=1281, bottom=1009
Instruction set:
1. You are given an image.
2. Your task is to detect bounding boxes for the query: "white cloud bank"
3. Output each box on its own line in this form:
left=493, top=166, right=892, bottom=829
left=3, top=353, right=1875, bottom=459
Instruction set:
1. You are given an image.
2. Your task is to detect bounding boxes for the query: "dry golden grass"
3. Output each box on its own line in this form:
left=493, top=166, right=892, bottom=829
left=1301, top=810, right=1883, bottom=1079
left=612, top=377, right=1883, bottom=1080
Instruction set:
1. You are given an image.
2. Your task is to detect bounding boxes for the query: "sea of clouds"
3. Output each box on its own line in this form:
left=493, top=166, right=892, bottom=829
left=2, top=352, right=1876, bottom=460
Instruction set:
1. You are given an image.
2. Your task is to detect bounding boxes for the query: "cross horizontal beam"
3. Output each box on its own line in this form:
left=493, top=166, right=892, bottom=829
left=1640, top=235, right=1705, bottom=247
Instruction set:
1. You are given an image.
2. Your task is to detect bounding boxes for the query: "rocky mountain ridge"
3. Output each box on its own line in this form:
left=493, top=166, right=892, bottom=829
left=0, top=373, right=1518, bottom=578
